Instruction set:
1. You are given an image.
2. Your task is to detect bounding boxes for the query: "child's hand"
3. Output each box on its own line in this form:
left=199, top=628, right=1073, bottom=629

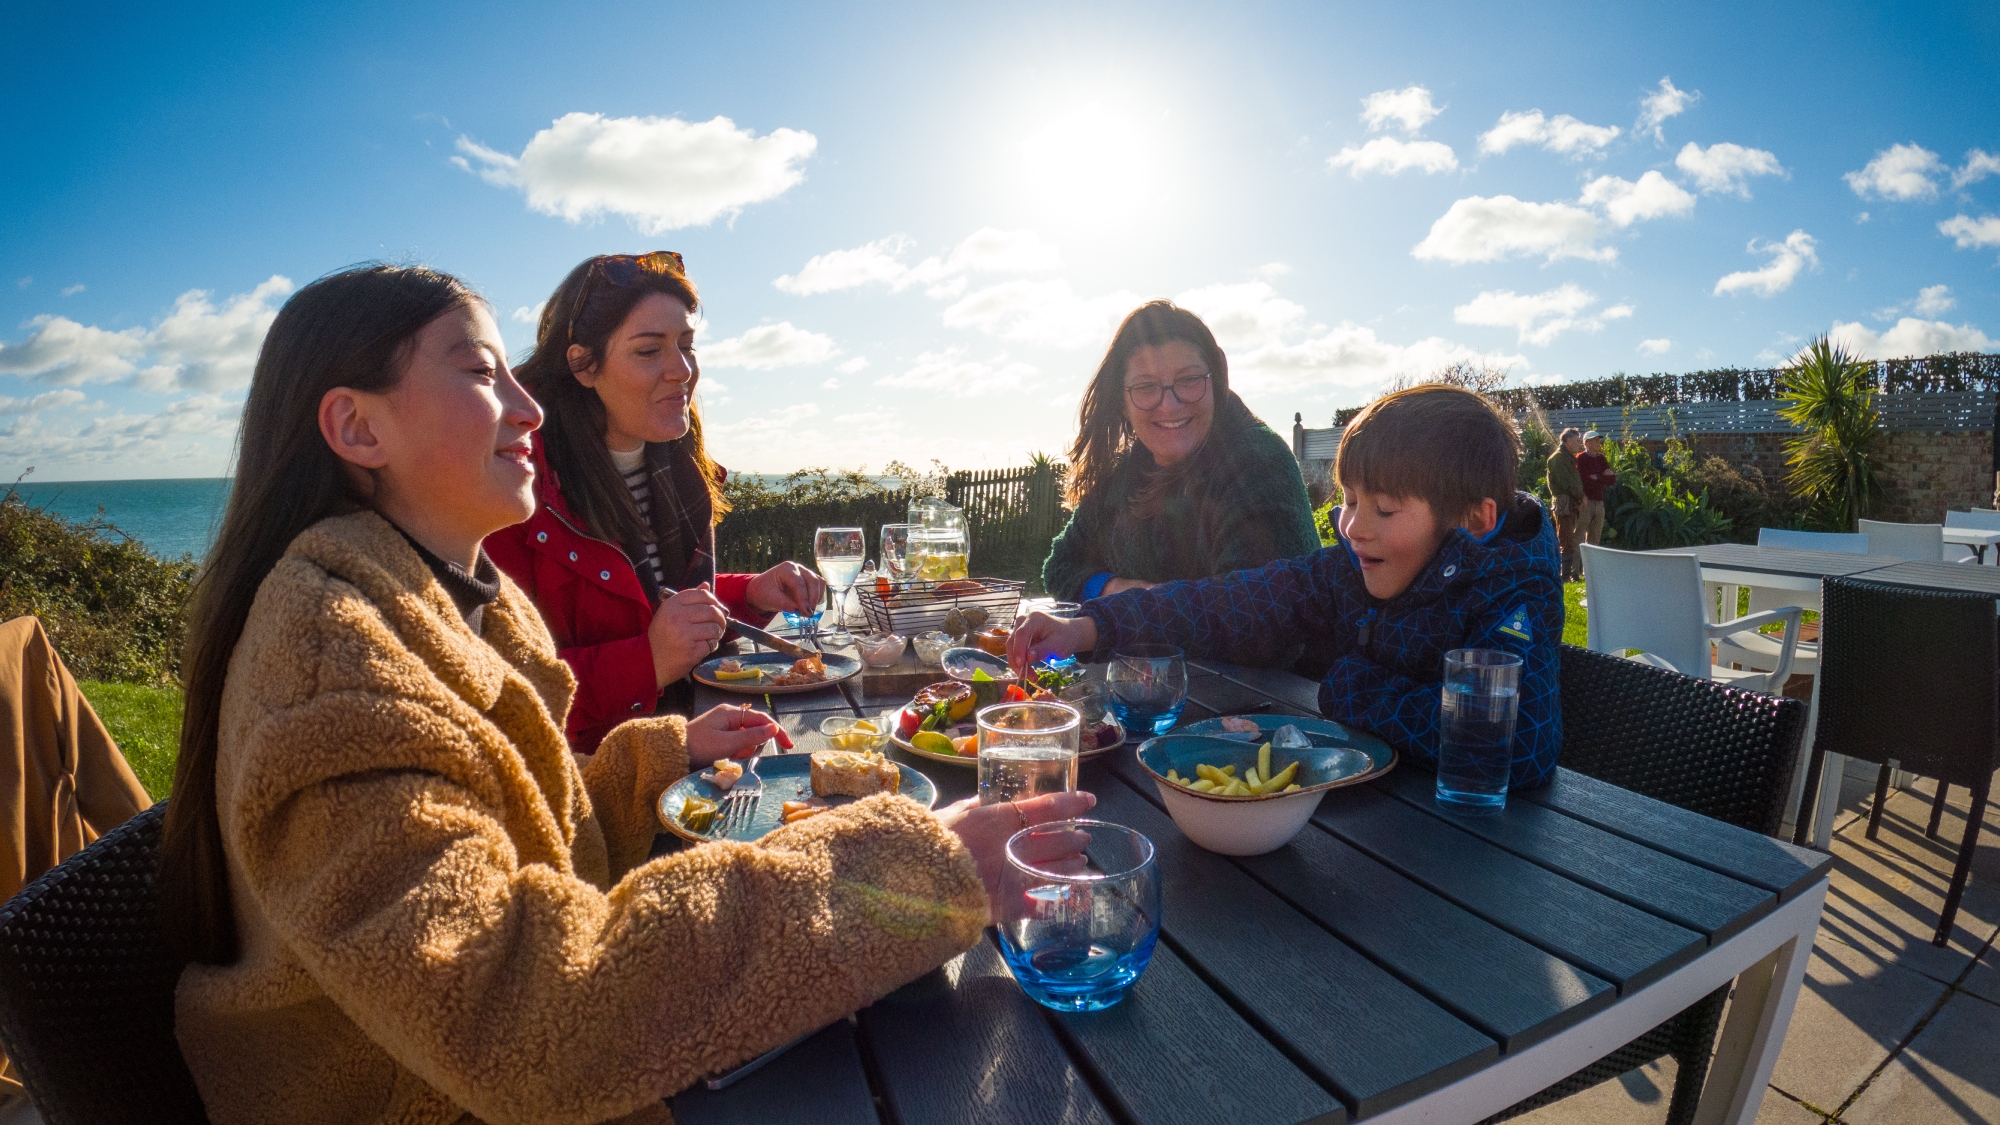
left=1007, top=612, right=1098, bottom=676
left=685, top=704, right=782, bottom=766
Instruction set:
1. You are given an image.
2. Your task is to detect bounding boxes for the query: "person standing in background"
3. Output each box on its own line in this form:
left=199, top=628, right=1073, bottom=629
left=1545, top=427, right=1586, bottom=580
left=1575, top=430, right=1616, bottom=547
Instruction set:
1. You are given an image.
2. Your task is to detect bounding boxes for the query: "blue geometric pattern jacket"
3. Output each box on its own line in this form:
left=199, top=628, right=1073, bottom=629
left=1083, top=492, right=1564, bottom=788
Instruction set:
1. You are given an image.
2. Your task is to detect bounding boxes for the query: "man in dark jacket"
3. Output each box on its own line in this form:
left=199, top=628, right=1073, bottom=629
left=1546, top=428, right=1586, bottom=581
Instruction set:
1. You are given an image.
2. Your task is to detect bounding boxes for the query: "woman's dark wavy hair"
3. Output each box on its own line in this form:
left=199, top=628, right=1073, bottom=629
left=160, top=264, right=482, bottom=965
left=512, top=259, right=727, bottom=550
left=1064, top=300, right=1254, bottom=508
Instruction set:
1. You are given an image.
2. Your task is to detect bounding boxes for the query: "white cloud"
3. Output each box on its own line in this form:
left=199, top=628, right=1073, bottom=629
left=1360, top=86, right=1443, bottom=134
left=1953, top=149, right=2000, bottom=190
left=13, top=278, right=28, bottom=290
left=699, top=322, right=838, bottom=370
left=1914, top=284, right=1956, bottom=316
left=941, top=279, right=1142, bottom=350
left=1939, top=213, right=2000, bottom=254
left=774, top=228, right=1060, bottom=296
left=1174, top=282, right=1310, bottom=350
left=1638, top=338, right=1673, bottom=355
left=1412, top=195, right=1613, bottom=264
left=1578, top=171, right=1696, bottom=226
left=1830, top=317, right=1995, bottom=359
left=1228, top=326, right=1527, bottom=393
left=1254, top=262, right=1292, bottom=278
left=1674, top=142, right=1784, bottom=197
left=1713, top=231, right=1818, bottom=297
left=1452, top=283, right=1631, bottom=346
left=512, top=301, right=546, bottom=326
left=0, top=389, right=86, bottom=415
left=872, top=348, right=1037, bottom=396
left=0, top=275, right=291, bottom=392
left=59, top=284, right=84, bottom=297
left=1636, top=78, right=1700, bottom=142
left=1328, top=137, right=1458, bottom=177
left=1477, top=110, right=1620, bottom=157
left=454, top=112, right=816, bottom=234
left=1843, top=143, right=1944, bottom=202
left=820, top=378, right=840, bottom=389
left=836, top=356, right=869, bottom=374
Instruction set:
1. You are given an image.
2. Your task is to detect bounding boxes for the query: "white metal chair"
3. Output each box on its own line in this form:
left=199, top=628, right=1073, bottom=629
left=1580, top=544, right=1804, bottom=695
left=1713, top=528, right=1867, bottom=677
left=1944, top=510, right=2000, bottom=564
left=1855, top=519, right=1943, bottom=562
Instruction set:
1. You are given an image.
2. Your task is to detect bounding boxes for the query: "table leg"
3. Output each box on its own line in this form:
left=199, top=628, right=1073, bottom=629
left=1691, top=880, right=1825, bottom=1125
left=1783, top=671, right=1823, bottom=838
left=1812, top=751, right=1843, bottom=849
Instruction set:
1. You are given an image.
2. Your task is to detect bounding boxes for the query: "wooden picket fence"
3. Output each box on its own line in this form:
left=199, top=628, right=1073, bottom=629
left=714, top=462, right=1070, bottom=587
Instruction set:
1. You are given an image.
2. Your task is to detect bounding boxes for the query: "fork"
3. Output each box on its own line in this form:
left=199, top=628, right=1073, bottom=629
left=718, top=744, right=766, bottom=834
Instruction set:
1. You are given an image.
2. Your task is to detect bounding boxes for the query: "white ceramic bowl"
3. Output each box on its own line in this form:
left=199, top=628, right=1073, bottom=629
left=1134, top=733, right=1377, bottom=856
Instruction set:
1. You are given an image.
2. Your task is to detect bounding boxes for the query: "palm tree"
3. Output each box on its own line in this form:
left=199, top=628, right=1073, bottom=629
left=1778, top=337, right=1882, bottom=531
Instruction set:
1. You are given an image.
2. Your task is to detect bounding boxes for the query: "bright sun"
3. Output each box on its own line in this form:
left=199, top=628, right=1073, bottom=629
left=1014, top=100, right=1173, bottom=225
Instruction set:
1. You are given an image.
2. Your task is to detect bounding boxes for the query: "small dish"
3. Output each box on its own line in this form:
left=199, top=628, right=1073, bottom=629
left=940, top=646, right=1015, bottom=682
left=856, top=633, right=907, bottom=667
left=819, top=714, right=893, bottom=753
left=912, top=631, right=953, bottom=665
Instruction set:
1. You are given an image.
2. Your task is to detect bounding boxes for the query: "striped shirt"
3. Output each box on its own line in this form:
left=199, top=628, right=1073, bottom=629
left=610, top=444, right=667, bottom=592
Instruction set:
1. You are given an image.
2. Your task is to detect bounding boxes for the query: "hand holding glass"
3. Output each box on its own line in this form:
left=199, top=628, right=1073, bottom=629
left=977, top=701, right=1080, bottom=806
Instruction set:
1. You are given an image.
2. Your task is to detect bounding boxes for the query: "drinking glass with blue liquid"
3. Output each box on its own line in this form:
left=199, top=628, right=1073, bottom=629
left=1106, top=645, right=1188, bottom=736
left=1435, top=648, right=1522, bottom=814
left=996, top=819, right=1160, bottom=1012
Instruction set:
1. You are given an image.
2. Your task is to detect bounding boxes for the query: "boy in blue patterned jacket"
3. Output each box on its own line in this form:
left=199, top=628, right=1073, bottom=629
left=1009, top=383, right=1563, bottom=788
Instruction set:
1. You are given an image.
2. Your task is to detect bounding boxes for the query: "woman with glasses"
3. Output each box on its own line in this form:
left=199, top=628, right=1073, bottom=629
left=1042, top=300, right=1319, bottom=603
left=488, top=253, right=825, bottom=753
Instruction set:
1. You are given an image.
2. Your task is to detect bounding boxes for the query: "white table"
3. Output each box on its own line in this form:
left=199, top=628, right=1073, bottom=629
left=1944, top=526, right=2000, bottom=563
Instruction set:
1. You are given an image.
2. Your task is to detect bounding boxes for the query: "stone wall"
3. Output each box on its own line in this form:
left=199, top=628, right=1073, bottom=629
left=1640, top=430, right=1994, bottom=523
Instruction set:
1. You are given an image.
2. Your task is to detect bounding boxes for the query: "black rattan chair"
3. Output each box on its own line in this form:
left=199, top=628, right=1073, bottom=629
left=1489, top=643, right=1809, bottom=1125
left=1794, top=576, right=1997, bottom=947
left=0, top=801, right=209, bottom=1123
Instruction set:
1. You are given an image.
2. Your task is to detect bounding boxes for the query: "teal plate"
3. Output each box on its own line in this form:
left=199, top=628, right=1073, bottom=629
left=1171, top=715, right=1397, bottom=785
left=657, top=752, right=937, bottom=843
left=693, top=650, right=861, bottom=696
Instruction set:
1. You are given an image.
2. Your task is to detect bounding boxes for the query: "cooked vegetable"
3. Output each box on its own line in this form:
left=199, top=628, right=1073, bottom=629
left=679, top=796, right=718, bottom=833
left=1164, top=743, right=1305, bottom=797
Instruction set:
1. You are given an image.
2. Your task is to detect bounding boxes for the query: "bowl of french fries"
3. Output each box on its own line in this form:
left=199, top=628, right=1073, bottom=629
left=1135, top=733, right=1365, bottom=855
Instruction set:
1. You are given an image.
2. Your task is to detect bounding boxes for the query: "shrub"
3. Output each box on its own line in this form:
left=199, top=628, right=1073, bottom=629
left=1779, top=337, right=1884, bottom=531
left=1600, top=435, right=1734, bottom=549
left=0, top=484, right=196, bottom=685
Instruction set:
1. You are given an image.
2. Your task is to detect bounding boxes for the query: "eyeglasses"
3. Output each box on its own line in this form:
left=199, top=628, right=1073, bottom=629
left=1123, top=372, right=1211, bottom=411
left=567, top=251, right=686, bottom=344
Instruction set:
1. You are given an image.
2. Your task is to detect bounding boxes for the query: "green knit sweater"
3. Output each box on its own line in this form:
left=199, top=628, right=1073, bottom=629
left=1041, top=418, right=1321, bottom=601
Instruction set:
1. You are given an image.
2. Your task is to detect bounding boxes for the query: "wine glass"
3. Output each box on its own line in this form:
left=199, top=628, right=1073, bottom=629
left=813, top=527, right=866, bottom=646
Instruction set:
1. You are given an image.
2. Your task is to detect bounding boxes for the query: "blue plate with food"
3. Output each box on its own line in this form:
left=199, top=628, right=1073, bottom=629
left=657, top=748, right=937, bottom=843
left=693, top=650, right=861, bottom=695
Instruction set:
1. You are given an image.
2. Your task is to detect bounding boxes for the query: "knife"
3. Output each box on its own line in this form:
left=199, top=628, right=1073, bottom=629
left=660, top=583, right=820, bottom=660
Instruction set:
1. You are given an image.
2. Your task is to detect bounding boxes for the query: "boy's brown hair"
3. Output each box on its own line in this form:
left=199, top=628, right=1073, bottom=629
left=1336, top=384, right=1521, bottom=524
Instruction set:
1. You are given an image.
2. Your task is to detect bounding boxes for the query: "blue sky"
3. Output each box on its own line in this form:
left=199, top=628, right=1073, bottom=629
left=3, top=0, right=1998, bottom=481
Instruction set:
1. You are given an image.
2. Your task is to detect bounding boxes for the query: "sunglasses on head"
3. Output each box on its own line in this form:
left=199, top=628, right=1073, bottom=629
left=567, top=251, right=686, bottom=343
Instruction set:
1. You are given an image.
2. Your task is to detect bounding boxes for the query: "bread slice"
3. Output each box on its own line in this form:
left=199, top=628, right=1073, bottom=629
left=810, top=750, right=901, bottom=798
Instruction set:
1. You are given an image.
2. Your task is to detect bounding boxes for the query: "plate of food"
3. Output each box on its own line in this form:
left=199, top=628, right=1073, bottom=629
left=1173, top=714, right=1395, bottom=787
left=657, top=749, right=937, bottom=843
left=693, top=650, right=861, bottom=695
left=887, top=676, right=1126, bottom=766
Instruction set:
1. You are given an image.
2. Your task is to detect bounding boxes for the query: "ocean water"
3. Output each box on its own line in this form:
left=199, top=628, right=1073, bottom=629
left=7, top=477, right=232, bottom=561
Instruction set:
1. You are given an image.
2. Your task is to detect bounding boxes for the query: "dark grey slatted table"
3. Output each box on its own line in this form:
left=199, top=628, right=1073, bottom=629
left=671, top=652, right=1832, bottom=1125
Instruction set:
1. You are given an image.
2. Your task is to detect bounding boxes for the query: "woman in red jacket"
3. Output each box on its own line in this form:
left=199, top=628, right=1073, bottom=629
left=488, top=252, right=823, bottom=753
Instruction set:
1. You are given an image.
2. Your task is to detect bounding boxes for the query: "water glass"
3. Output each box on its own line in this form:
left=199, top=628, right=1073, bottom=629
left=879, top=523, right=915, bottom=587
left=997, top=819, right=1160, bottom=1012
left=1436, top=648, right=1522, bottom=814
left=977, top=701, right=1080, bottom=806
left=1106, top=644, right=1188, bottom=736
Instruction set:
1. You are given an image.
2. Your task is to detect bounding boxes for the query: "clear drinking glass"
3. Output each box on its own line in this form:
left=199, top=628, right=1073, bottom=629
left=1106, top=645, right=1189, bottom=736
left=813, top=527, right=866, bottom=646
left=977, top=701, right=1081, bottom=805
left=996, top=819, right=1160, bottom=1012
left=1436, top=648, right=1523, bottom=814
left=879, top=523, right=915, bottom=589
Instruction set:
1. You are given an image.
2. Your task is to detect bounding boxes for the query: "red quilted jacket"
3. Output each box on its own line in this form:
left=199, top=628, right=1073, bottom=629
left=487, top=433, right=759, bottom=753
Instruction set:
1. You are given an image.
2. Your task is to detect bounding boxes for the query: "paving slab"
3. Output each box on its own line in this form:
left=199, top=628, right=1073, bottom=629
left=1767, top=933, right=1948, bottom=1110
left=1850, top=782, right=2000, bottom=888
left=1813, top=830, right=1999, bottom=986
left=1841, top=990, right=2000, bottom=1124
left=1507, top=1058, right=1821, bottom=1125
left=1959, top=942, right=2000, bottom=1007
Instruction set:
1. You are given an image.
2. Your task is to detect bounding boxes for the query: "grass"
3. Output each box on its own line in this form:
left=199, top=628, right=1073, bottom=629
left=78, top=680, right=181, bottom=802
left=1561, top=580, right=1587, bottom=648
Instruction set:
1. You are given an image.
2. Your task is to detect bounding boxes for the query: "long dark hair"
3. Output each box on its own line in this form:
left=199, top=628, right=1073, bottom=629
left=159, top=264, right=481, bottom=965
left=513, top=258, right=728, bottom=549
left=1065, top=300, right=1254, bottom=507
